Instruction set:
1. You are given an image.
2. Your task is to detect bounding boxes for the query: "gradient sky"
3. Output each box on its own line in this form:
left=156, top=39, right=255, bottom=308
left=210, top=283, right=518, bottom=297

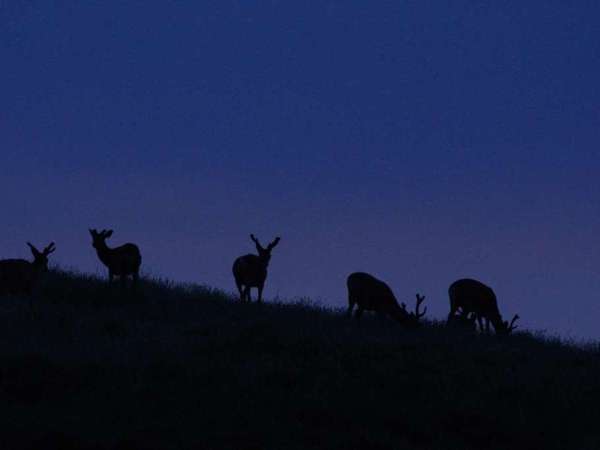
left=2, top=2, right=599, bottom=339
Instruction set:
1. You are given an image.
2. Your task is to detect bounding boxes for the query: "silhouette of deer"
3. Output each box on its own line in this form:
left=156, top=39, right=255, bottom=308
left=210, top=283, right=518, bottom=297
left=232, top=234, right=280, bottom=303
left=89, top=229, right=141, bottom=286
left=447, top=278, right=519, bottom=335
left=346, top=272, right=427, bottom=326
left=0, top=242, right=56, bottom=296
left=447, top=310, right=478, bottom=332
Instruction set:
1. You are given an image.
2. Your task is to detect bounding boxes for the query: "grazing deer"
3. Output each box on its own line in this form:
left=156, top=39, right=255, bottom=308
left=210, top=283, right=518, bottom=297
left=447, top=310, right=478, bottom=332
left=0, top=242, right=56, bottom=296
left=89, top=229, right=141, bottom=286
left=346, top=272, right=427, bottom=326
left=447, top=278, right=519, bottom=335
left=232, top=234, right=280, bottom=303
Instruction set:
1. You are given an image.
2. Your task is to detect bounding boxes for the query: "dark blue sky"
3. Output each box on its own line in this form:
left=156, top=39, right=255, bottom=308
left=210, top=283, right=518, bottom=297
left=2, top=2, right=599, bottom=338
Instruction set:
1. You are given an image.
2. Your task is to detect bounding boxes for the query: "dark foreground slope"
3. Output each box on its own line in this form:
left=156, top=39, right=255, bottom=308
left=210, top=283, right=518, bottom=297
left=0, top=271, right=599, bottom=450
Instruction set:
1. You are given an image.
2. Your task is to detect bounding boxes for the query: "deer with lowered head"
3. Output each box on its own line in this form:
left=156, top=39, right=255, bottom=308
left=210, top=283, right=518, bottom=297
left=0, top=242, right=56, bottom=296
left=89, top=229, right=141, bottom=286
left=346, top=272, right=427, bottom=326
left=232, top=234, right=280, bottom=303
left=447, top=310, right=478, bottom=333
left=447, top=278, right=519, bottom=335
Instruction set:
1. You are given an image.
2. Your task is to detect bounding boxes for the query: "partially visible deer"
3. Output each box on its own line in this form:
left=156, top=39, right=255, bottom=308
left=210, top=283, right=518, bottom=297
left=0, top=242, right=56, bottom=297
left=89, top=229, right=141, bottom=286
left=447, top=278, right=519, bottom=335
left=447, top=310, right=478, bottom=333
left=346, top=272, right=427, bottom=326
left=232, top=234, right=280, bottom=303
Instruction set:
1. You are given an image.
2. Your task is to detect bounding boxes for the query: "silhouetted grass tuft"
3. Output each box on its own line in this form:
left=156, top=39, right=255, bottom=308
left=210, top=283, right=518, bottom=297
left=0, top=269, right=598, bottom=449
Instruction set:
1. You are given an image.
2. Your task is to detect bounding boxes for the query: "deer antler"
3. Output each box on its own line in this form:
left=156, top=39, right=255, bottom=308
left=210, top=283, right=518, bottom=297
left=43, top=242, right=56, bottom=255
left=413, top=294, right=427, bottom=320
left=267, top=237, right=281, bottom=251
left=508, top=314, right=520, bottom=332
left=26, top=242, right=40, bottom=256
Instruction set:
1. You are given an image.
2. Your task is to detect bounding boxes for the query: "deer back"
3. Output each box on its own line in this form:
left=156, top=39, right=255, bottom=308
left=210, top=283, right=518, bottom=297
left=347, top=272, right=400, bottom=313
left=449, top=278, right=500, bottom=319
left=233, top=254, right=267, bottom=286
left=101, top=243, right=142, bottom=275
left=0, top=259, right=39, bottom=295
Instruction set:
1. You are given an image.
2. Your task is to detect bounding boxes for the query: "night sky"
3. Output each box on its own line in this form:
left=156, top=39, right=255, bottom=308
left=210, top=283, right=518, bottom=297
left=2, top=2, right=599, bottom=339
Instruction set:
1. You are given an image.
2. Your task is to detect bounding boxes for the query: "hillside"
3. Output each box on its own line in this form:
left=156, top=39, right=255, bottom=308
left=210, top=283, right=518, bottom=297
left=0, top=270, right=599, bottom=450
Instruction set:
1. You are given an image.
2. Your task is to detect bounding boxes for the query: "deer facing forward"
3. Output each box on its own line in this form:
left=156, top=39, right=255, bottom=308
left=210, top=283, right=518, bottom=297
left=0, top=242, right=56, bottom=297
left=447, top=278, right=519, bottom=335
left=346, top=272, right=427, bottom=326
left=232, top=234, right=280, bottom=303
left=89, top=229, right=141, bottom=286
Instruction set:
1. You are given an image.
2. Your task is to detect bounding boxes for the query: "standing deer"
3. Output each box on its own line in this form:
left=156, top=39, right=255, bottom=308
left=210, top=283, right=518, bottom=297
left=447, top=278, right=519, bottom=335
left=346, top=272, right=427, bottom=326
left=89, top=229, right=141, bottom=286
left=0, top=242, right=56, bottom=297
left=232, top=234, right=280, bottom=303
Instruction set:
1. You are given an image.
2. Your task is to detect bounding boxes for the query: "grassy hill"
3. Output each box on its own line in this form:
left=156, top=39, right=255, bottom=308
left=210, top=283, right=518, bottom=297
left=0, top=270, right=599, bottom=449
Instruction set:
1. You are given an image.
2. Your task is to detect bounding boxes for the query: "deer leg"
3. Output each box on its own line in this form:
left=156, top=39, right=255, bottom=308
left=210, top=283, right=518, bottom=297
left=27, top=288, right=35, bottom=318
left=244, top=286, right=251, bottom=302
left=477, top=316, right=484, bottom=333
left=108, top=271, right=115, bottom=284
left=347, top=303, right=355, bottom=318
left=447, top=305, right=459, bottom=325
left=485, top=318, right=491, bottom=334
left=133, top=271, right=140, bottom=293
left=257, top=284, right=264, bottom=303
left=347, top=293, right=356, bottom=317
left=354, top=308, right=364, bottom=320
left=235, top=281, right=244, bottom=301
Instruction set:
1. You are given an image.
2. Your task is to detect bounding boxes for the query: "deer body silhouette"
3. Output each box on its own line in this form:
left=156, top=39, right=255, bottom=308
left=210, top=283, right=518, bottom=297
left=346, top=272, right=426, bottom=326
left=89, top=229, right=141, bottom=285
left=232, top=234, right=280, bottom=303
left=447, top=278, right=519, bottom=335
left=0, top=242, right=56, bottom=296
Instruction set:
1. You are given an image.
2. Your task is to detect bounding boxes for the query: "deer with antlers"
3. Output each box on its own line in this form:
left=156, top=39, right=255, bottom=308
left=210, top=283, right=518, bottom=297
left=447, top=278, right=519, bottom=335
left=232, top=234, right=280, bottom=303
left=89, top=229, right=141, bottom=286
left=346, top=272, right=427, bottom=326
left=0, top=242, right=56, bottom=297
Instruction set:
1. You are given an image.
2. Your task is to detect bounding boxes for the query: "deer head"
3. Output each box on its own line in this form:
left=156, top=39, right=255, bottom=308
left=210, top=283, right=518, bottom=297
left=26, top=242, right=56, bottom=272
left=89, top=229, right=114, bottom=249
left=250, top=234, right=280, bottom=264
left=495, top=314, right=520, bottom=335
left=400, top=294, right=427, bottom=326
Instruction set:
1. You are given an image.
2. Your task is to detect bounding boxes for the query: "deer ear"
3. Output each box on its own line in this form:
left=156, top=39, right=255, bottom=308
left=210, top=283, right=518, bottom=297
left=89, top=229, right=96, bottom=236
left=104, top=230, right=114, bottom=238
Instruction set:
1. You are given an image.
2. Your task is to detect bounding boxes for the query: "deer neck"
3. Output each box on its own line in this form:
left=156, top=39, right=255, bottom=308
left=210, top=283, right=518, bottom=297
left=96, top=243, right=114, bottom=266
left=31, top=259, right=46, bottom=273
left=257, top=255, right=270, bottom=269
left=389, top=303, right=408, bottom=322
left=489, top=313, right=504, bottom=332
